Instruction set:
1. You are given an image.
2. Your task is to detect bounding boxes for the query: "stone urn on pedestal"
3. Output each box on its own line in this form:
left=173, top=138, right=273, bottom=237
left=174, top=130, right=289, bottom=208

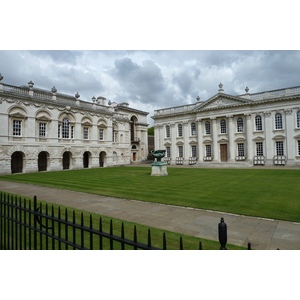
left=150, top=150, right=168, bottom=176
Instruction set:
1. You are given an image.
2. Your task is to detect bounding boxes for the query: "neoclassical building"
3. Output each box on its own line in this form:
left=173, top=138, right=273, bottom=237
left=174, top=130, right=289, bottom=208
left=0, top=75, right=148, bottom=175
left=152, top=84, right=300, bottom=168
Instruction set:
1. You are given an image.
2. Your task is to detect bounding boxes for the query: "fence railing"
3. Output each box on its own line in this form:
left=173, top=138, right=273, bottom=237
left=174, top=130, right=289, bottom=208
left=0, top=192, right=251, bottom=250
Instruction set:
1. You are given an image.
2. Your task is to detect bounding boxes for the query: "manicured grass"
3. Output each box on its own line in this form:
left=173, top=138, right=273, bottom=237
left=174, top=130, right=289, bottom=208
left=1, top=167, right=300, bottom=222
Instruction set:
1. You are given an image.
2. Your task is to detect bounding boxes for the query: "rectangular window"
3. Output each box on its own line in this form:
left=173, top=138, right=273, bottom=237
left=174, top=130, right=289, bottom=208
left=58, top=125, right=61, bottom=138
left=178, top=124, right=183, bottom=137
left=256, top=142, right=263, bottom=156
left=13, top=120, right=22, bottom=136
left=191, top=123, right=196, bottom=136
left=71, top=126, right=74, bottom=139
left=237, top=143, right=245, bottom=156
left=83, top=127, right=89, bottom=140
left=166, top=146, right=171, bottom=157
left=99, top=129, right=104, bottom=141
left=276, top=141, right=284, bottom=155
left=298, top=141, right=300, bottom=155
left=178, top=146, right=183, bottom=157
left=206, top=145, right=212, bottom=157
left=191, top=145, right=197, bottom=157
left=39, top=123, right=46, bottom=137
left=166, top=126, right=170, bottom=138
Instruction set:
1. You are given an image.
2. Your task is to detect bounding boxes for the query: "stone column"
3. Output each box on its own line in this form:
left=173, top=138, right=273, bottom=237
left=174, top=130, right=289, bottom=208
left=245, top=113, right=253, bottom=161
left=285, top=109, right=294, bottom=161
left=170, top=124, right=176, bottom=164
left=196, top=118, right=203, bottom=159
left=228, top=115, right=235, bottom=161
left=211, top=117, right=219, bottom=161
left=264, top=111, right=273, bottom=163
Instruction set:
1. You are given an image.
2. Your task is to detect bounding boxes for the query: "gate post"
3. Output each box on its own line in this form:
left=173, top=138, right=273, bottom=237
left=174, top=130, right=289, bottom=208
left=218, top=217, right=227, bottom=250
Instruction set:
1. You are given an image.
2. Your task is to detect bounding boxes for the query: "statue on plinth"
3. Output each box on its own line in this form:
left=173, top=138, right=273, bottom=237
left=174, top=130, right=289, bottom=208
left=150, top=150, right=168, bottom=176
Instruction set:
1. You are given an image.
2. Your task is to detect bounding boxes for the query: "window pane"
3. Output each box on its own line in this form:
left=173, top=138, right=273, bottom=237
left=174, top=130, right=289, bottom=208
left=62, top=118, right=69, bottom=138
left=39, top=123, right=46, bottom=137
left=276, top=141, right=284, bottom=155
left=255, top=115, right=262, bottom=131
left=297, top=111, right=300, bottom=128
left=178, top=124, right=183, bottom=137
left=205, top=121, right=210, bottom=135
left=166, top=147, right=171, bottom=157
left=220, top=119, right=226, bottom=133
left=166, top=126, right=170, bottom=138
left=83, top=127, right=89, bottom=140
left=191, top=123, right=196, bottom=136
left=237, top=118, right=243, bottom=132
left=178, top=146, right=183, bottom=157
left=206, top=145, right=212, bottom=157
left=256, top=142, right=263, bottom=156
left=13, top=120, right=22, bottom=136
left=275, top=113, right=282, bottom=129
left=99, top=129, right=104, bottom=140
left=191, top=145, right=197, bottom=157
left=237, top=143, right=244, bottom=156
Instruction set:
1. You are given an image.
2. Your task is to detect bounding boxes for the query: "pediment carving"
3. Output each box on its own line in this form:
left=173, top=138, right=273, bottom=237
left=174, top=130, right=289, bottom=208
left=194, top=94, right=251, bottom=112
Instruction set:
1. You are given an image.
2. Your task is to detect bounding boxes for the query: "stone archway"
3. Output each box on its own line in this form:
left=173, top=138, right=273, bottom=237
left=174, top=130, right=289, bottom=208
left=83, top=151, right=90, bottom=168
left=38, top=151, right=48, bottom=172
left=99, top=151, right=106, bottom=167
left=62, top=151, right=71, bottom=170
left=11, top=151, right=23, bottom=174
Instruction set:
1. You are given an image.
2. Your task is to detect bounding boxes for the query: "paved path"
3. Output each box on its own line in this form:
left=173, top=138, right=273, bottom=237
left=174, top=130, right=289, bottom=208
left=1, top=180, right=300, bottom=250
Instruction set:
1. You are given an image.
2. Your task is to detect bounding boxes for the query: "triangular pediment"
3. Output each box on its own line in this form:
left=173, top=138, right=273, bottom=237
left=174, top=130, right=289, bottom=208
left=194, top=93, right=252, bottom=112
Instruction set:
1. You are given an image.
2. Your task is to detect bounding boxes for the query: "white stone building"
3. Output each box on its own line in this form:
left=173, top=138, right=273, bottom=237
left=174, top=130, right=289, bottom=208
left=0, top=75, right=148, bottom=175
left=152, top=83, right=300, bottom=168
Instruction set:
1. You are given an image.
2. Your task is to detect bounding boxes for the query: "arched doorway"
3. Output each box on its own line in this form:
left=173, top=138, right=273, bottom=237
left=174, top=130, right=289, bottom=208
left=99, top=151, right=106, bottom=167
left=38, top=151, right=48, bottom=172
left=83, top=151, right=90, bottom=168
left=63, top=151, right=71, bottom=170
left=132, top=145, right=137, bottom=161
left=11, top=151, right=23, bottom=174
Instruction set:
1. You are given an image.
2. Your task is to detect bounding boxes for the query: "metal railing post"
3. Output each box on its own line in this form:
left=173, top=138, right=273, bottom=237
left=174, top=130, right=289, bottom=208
left=218, top=217, right=227, bottom=250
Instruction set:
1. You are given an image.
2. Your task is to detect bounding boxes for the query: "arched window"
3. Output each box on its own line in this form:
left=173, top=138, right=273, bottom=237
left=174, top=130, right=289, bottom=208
left=220, top=119, right=226, bottom=134
left=275, top=113, right=282, bottom=129
left=191, top=123, right=196, bottom=136
left=62, top=118, right=70, bottom=138
left=255, top=115, right=262, bottom=131
left=297, top=111, right=300, bottom=128
left=166, top=125, right=170, bottom=138
left=178, top=124, right=183, bottom=137
left=237, top=118, right=243, bottom=132
left=205, top=121, right=211, bottom=135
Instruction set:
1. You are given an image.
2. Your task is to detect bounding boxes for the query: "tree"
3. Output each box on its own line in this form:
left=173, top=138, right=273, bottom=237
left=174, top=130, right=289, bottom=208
left=148, top=126, right=154, bottom=136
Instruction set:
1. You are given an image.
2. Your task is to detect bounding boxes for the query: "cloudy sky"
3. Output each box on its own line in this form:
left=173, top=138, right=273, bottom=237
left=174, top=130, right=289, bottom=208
left=1, top=1, right=299, bottom=127
left=1, top=50, right=299, bottom=126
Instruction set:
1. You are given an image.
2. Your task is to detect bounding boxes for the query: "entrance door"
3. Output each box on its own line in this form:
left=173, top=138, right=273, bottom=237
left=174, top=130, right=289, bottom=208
left=133, top=152, right=136, bottom=161
left=38, top=151, right=48, bottom=171
left=220, top=144, right=228, bottom=162
left=63, top=152, right=70, bottom=170
left=11, top=152, right=23, bottom=174
left=83, top=152, right=89, bottom=168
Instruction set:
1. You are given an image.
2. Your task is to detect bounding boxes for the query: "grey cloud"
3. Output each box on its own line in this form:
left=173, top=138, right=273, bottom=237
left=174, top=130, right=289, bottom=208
left=110, top=58, right=166, bottom=105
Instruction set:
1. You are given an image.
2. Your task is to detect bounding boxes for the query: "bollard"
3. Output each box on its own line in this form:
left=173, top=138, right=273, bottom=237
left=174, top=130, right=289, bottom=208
left=218, top=217, right=227, bottom=250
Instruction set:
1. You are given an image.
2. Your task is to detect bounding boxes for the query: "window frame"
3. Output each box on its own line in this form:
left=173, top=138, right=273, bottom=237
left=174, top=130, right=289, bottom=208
left=205, top=121, right=211, bottom=135
left=178, top=145, right=183, bottom=157
left=237, top=118, right=244, bottom=133
left=166, top=125, right=170, bottom=138
left=275, top=113, right=283, bottom=130
left=13, top=119, right=22, bottom=136
left=191, top=123, right=196, bottom=136
left=178, top=124, right=183, bottom=137
left=39, top=122, right=47, bottom=138
left=220, top=119, right=226, bottom=134
left=237, top=143, right=245, bottom=156
left=255, top=115, right=262, bottom=131
left=276, top=141, right=284, bottom=155
left=256, top=142, right=264, bottom=156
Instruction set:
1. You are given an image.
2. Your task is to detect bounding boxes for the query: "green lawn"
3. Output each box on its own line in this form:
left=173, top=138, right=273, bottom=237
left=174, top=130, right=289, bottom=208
left=1, top=167, right=300, bottom=222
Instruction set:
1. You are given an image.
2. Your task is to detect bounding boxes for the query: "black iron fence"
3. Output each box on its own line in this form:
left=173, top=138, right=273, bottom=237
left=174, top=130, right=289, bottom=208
left=0, top=192, right=251, bottom=250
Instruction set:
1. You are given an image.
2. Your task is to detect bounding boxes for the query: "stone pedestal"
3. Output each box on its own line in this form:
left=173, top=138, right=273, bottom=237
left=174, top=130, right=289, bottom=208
left=151, top=162, right=168, bottom=176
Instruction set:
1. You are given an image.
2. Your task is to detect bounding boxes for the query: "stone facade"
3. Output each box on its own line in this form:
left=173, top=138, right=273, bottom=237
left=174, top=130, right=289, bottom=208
left=152, top=84, right=300, bottom=168
left=0, top=75, right=148, bottom=175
